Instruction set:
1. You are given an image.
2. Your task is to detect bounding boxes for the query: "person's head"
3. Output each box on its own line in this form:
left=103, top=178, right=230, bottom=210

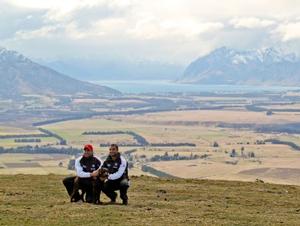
left=83, top=144, right=94, bottom=158
left=109, top=144, right=119, bottom=158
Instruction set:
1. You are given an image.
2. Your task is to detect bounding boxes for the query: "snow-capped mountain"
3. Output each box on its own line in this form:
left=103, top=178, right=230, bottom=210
left=0, top=47, right=121, bottom=98
left=180, top=47, right=300, bottom=86
left=0, top=47, right=32, bottom=64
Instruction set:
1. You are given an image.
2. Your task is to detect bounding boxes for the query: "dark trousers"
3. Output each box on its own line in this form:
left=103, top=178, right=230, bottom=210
left=102, top=178, right=129, bottom=201
left=62, top=176, right=103, bottom=203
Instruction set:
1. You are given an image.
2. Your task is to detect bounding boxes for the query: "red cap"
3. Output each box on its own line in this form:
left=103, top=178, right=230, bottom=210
left=84, top=144, right=93, bottom=152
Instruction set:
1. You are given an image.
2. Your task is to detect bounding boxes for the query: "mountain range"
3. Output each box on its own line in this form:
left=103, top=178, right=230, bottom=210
left=0, top=47, right=120, bottom=98
left=2, top=45, right=300, bottom=96
left=181, top=47, right=300, bottom=86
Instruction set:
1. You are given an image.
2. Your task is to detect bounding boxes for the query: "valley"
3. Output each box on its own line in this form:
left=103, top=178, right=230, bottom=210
left=1, top=89, right=300, bottom=186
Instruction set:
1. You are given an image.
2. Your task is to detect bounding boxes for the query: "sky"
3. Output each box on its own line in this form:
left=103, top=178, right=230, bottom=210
left=1, top=0, right=300, bottom=65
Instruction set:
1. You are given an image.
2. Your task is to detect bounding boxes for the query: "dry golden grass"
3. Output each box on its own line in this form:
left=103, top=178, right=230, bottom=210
left=0, top=125, right=42, bottom=135
left=147, top=143, right=300, bottom=186
left=0, top=153, right=72, bottom=175
left=115, top=110, right=300, bottom=124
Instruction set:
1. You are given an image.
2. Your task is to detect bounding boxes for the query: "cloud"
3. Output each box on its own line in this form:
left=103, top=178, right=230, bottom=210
left=128, top=18, right=224, bottom=40
left=274, top=21, right=300, bottom=42
left=230, top=17, right=276, bottom=29
left=0, top=2, right=47, bottom=39
left=14, top=25, right=61, bottom=40
left=1, top=0, right=300, bottom=64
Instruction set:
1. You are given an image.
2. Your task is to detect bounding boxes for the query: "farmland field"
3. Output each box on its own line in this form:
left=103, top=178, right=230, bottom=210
left=1, top=92, right=300, bottom=187
left=0, top=153, right=72, bottom=175
left=1, top=109, right=300, bottom=186
left=113, top=109, right=300, bottom=124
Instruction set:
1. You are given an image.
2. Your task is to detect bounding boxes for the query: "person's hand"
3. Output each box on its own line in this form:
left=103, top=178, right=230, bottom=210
left=90, top=169, right=99, bottom=177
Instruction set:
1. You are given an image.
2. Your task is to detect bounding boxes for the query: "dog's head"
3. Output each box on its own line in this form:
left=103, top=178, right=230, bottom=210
left=98, top=167, right=109, bottom=181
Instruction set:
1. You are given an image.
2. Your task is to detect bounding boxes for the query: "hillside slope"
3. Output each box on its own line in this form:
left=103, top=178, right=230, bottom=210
left=0, top=47, right=121, bottom=98
left=0, top=175, right=300, bottom=225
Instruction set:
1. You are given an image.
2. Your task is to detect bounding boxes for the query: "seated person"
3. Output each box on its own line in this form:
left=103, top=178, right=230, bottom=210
left=62, top=144, right=103, bottom=204
left=102, top=144, right=130, bottom=205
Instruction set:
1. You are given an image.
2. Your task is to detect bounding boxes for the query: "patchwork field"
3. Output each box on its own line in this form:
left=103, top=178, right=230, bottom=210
left=0, top=153, right=72, bottom=175
left=1, top=106, right=300, bottom=186
left=40, top=117, right=259, bottom=146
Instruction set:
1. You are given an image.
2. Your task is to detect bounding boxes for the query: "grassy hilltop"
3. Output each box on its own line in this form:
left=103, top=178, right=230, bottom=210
left=0, top=175, right=300, bottom=226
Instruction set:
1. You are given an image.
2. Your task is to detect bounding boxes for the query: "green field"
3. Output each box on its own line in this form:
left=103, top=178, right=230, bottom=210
left=0, top=175, right=300, bottom=225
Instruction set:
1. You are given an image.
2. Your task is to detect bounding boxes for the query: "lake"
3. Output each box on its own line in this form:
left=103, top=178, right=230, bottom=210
left=92, top=80, right=300, bottom=94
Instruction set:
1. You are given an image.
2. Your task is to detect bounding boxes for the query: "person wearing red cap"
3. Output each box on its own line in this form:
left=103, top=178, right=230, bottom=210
left=62, top=144, right=103, bottom=204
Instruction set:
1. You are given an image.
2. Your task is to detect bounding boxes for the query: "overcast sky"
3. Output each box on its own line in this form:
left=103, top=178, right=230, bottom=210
left=1, top=0, right=300, bottom=64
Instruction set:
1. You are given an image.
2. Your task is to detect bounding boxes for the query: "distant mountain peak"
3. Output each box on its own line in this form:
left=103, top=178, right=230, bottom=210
left=0, top=47, right=31, bottom=64
left=180, top=46, right=300, bottom=86
left=255, top=47, right=295, bottom=63
left=210, top=46, right=296, bottom=63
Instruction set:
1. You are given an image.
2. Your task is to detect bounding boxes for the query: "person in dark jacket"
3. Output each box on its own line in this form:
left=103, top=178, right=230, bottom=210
left=102, top=144, right=130, bottom=205
left=62, top=144, right=103, bottom=204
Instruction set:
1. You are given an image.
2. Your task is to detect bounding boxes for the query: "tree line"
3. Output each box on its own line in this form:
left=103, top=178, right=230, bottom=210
left=38, top=128, right=67, bottom=145
left=0, top=134, right=50, bottom=139
left=0, top=145, right=81, bottom=155
left=149, top=152, right=204, bottom=162
left=264, top=139, right=300, bottom=151
left=14, top=138, right=41, bottom=143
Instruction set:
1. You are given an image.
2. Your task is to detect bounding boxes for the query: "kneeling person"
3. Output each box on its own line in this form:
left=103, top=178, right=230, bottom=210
left=62, top=144, right=103, bottom=204
left=102, top=144, right=130, bottom=205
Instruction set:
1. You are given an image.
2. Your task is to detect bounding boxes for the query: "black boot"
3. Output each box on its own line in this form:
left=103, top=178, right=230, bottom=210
left=109, top=192, right=117, bottom=204
left=122, top=199, right=128, bottom=205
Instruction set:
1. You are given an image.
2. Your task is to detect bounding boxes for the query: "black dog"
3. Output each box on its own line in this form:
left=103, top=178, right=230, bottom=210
left=70, top=168, right=109, bottom=204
